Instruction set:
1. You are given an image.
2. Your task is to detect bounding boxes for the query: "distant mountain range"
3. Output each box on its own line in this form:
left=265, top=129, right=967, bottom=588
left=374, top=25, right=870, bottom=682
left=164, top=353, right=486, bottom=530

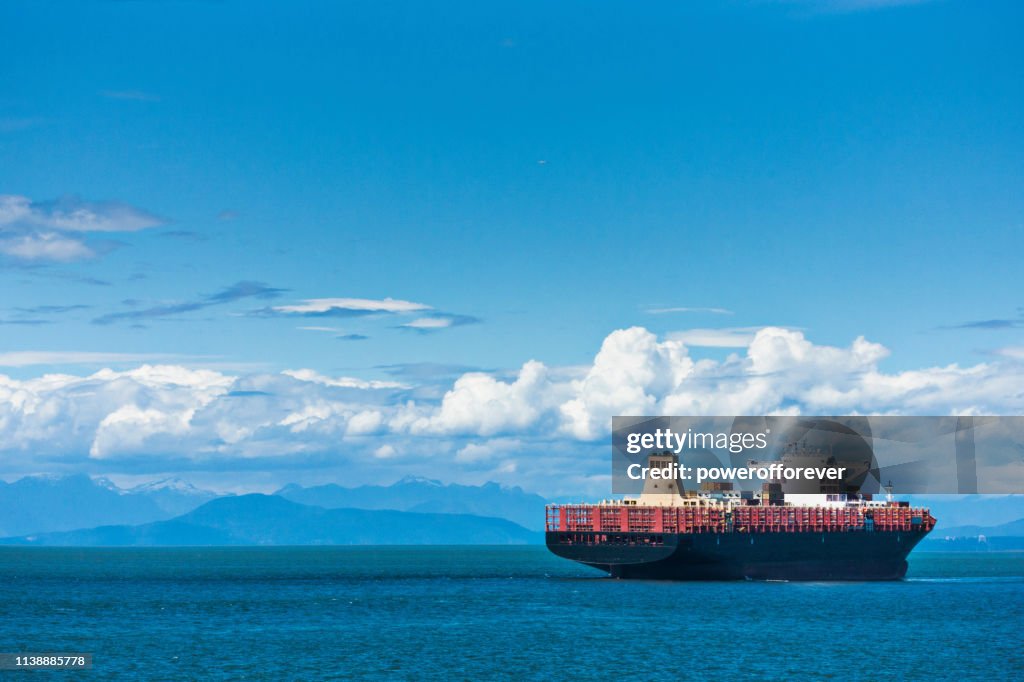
left=0, top=494, right=539, bottom=546
left=0, top=474, right=550, bottom=539
left=2, top=474, right=1023, bottom=548
left=0, top=474, right=215, bottom=537
left=916, top=515, right=1024, bottom=552
left=909, top=495, right=1024, bottom=531
left=931, top=517, right=1024, bottom=538
left=276, top=476, right=548, bottom=531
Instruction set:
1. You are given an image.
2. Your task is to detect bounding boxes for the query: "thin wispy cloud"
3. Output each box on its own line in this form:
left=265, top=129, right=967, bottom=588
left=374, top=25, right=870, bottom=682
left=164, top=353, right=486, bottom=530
left=206, top=281, right=286, bottom=304
left=376, top=362, right=485, bottom=379
left=954, top=320, right=1023, bottom=330
left=644, top=306, right=734, bottom=315
left=158, top=230, right=206, bottom=242
left=399, top=314, right=481, bottom=333
left=942, top=309, right=1024, bottom=331
left=0, top=117, right=44, bottom=133
left=269, top=297, right=431, bottom=317
left=268, top=297, right=477, bottom=335
left=281, top=368, right=408, bottom=390
left=0, top=195, right=164, bottom=233
left=668, top=327, right=777, bottom=348
left=769, top=0, right=938, bottom=14
left=403, top=318, right=452, bottom=330
left=15, top=304, right=92, bottom=315
left=33, top=270, right=113, bottom=287
left=101, top=90, right=161, bottom=102
left=93, top=281, right=285, bottom=325
left=0, top=351, right=195, bottom=367
left=296, top=326, right=370, bottom=340
left=0, top=318, right=50, bottom=326
left=0, top=232, right=96, bottom=262
left=0, top=303, right=91, bottom=326
left=994, top=347, right=1024, bottom=361
left=0, top=194, right=165, bottom=264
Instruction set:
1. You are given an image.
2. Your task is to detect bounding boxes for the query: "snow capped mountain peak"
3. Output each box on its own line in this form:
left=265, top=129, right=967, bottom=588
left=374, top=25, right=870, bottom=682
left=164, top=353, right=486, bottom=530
left=396, top=475, right=444, bottom=487
left=92, top=476, right=126, bottom=494
left=129, top=477, right=205, bottom=495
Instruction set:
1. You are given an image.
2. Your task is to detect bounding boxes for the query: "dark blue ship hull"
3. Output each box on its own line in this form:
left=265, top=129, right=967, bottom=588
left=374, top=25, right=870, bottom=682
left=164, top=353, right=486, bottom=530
left=546, top=529, right=929, bottom=580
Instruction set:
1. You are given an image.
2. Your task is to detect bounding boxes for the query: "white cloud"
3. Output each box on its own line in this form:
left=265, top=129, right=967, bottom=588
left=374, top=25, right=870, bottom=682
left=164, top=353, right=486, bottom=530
left=455, top=438, right=523, bottom=463
left=0, top=194, right=164, bottom=263
left=373, top=444, right=397, bottom=459
left=347, top=410, right=386, bottom=435
left=1, top=327, right=1024, bottom=475
left=0, top=232, right=95, bottom=262
left=667, top=327, right=763, bottom=348
left=91, top=404, right=195, bottom=459
left=272, top=297, right=430, bottom=315
left=298, top=326, right=346, bottom=333
left=0, top=194, right=163, bottom=233
left=282, top=369, right=408, bottom=390
left=0, top=195, right=33, bottom=223
left=995, top=347, right=1024, bottom=361
left=402, top=317, right=453, bottom=329
left=0, top=351, right=195, bottom=367
left=409, top=361, right=569, bottom=437
left=560, top=327, right=693, bottom=440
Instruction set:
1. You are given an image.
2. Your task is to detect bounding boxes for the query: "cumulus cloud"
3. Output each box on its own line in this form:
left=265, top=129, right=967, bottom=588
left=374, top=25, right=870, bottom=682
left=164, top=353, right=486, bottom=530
left=560, top=328, right=694, bottom=440
left=373, top=444, right=397, bottom=459
left=1, top=327, right=1023, bottom=476
left=0, top=194, right=165, bottom=263
left=408, top=361, right=570, bottom=437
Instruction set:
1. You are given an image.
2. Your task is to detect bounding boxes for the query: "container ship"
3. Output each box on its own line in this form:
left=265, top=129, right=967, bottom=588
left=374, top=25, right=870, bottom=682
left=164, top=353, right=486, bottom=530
left=545, top=452, right=935, bottom=581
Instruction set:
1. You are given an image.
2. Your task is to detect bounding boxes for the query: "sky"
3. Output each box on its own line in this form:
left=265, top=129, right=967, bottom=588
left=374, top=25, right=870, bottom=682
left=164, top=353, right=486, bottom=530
left=0, top=0, right=1022, bottom=496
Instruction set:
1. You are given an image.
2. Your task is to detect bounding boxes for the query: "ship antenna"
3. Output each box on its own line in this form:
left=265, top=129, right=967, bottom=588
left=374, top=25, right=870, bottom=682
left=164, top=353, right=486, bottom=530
left=884, top=480, right=894, bottom=503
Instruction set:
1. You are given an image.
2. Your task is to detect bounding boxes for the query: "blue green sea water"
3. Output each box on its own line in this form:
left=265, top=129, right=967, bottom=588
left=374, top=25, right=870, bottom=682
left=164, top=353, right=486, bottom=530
left=0, top=547, right=1021, bottom=680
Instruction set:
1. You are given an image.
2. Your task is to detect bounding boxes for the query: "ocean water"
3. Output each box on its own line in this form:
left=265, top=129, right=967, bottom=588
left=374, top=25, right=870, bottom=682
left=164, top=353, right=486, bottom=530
left=0, top=548, right=1021, bottom=680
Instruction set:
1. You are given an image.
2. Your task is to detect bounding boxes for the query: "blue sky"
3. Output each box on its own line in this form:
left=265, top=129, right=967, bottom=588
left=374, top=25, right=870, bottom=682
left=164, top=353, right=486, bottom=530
left=0, top=0, right=1022, bottom=494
